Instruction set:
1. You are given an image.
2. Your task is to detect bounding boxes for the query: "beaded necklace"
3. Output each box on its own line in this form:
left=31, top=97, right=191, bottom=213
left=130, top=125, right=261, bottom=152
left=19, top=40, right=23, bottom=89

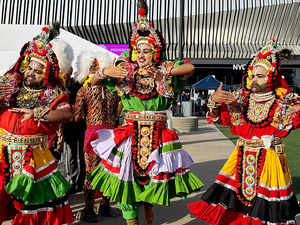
left=16, top=85, right=43, bottom=109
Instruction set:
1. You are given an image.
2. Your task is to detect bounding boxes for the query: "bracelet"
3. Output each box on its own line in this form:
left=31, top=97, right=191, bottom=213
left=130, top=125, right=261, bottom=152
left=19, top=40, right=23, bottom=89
left=33, top=106, right=50, bottom=120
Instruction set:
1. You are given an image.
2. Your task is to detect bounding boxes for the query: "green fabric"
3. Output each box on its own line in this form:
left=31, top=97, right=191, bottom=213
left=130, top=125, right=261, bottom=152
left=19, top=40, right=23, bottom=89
left=120, top=95, right=173, bottom=112
left=105, top=64, right=185, bottom=112
left=89, top=165, right=142, bottom=205
left=117, top=202, right=139, bottom=219
left=138, top=172, right=204, bottom=206
left=6, top=171, right=70, bottom=205
left=89, top=165, right=203, bottom=206
left=161, top=142, right=182, bottom=153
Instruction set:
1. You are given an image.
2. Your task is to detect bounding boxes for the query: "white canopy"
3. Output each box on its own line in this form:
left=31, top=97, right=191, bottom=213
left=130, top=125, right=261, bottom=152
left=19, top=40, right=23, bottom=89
left=0, top=24, right=117, bottom=75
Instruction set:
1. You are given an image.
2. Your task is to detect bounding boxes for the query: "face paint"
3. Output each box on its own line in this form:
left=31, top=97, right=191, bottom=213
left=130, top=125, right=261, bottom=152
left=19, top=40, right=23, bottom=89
left=24, top=60, right=45, bottom=88
left=251, top=65, right=269, bottom=93
left=136, top=43, right=153, bottom=68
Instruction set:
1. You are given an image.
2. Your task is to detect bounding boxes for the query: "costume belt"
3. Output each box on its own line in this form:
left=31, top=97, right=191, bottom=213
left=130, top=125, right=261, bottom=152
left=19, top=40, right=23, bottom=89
left=0, top=132, right=48, bottom=146
left=238, top=137, right=284, bottom=154
left=125, top=111, right=168, bottom=122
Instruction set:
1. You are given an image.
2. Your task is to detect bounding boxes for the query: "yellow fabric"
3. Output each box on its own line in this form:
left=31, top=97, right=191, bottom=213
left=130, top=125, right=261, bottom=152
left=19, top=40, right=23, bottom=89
left=31, top=146, right=56, bottom=170
left=220, top=147, right=239, bottom=177
left=0, top=128, right=7, bottom=135
left=219, top=142, right=292, bottom=189
left=259, top=149, right=291, bottom=188
left=0, top=130, right=55, bottom=171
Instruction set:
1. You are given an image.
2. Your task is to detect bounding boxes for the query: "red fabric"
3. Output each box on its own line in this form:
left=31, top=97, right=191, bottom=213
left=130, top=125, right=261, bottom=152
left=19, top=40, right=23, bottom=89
left=161, top=128, right=179, bottom=143
left=280, top=77, right=291, bottom=94
left=113, top=124, right=134, bottom=145
left=0, top=176, right=17, bottom=224
left=101, top=159, right=121, bottom=174
left=84, top=125, right=115, bottom=155
left=188, top=200, right=226, bottom=225
left=11, top=204, right=73, bottom=225
left=257, top=183, right=293, bottom=199
left=152, top=168, right=189, bottom=181
left=35, top=161, right=56, bottom=180
left=209, top=101, right=300, bottom=139
left=216, top=173, right=239, bottom=191
left=0, top=93, right=68, bottom=136
left=188, top=200, right=297, bottom=225
left=49, top=93, right=69, bottom=110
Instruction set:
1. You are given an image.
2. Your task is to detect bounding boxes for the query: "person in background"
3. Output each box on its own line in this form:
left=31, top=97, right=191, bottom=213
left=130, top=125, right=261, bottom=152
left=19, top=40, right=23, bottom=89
left=51, top=38, right=86, bottom=194
left=74, top=51, right=119, bottom=223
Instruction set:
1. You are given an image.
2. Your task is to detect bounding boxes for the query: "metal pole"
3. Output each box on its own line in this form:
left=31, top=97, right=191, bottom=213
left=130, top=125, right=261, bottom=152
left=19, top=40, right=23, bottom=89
left=178, top=0, right=184, bottom=60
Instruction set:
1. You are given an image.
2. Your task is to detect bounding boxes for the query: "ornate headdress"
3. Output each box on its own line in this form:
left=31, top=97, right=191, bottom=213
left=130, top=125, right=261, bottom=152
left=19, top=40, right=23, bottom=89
left=6, top=23, right=61, bottom=87
left=129, top=0, right=166, bottom=66
left=243, top=39, right=291, bottom=94
left=74, top=51, right=113, bottom=85
left=51, top=38, right=74, bottom=86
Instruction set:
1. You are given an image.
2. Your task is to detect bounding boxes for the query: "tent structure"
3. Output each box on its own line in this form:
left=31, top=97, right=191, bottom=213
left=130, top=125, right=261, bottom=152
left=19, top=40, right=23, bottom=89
left=0, top=25, right=117, bottom=75
left=192, top=75, right=230, bottom=90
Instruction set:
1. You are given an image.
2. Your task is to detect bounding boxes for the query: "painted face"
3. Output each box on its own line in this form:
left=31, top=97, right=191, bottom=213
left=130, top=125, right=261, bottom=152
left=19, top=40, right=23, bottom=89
left=136, top=43, right=153, bottom=68
left=251, top=65, right=269, bottom=93
left=24, top=60, right=45, bottom=88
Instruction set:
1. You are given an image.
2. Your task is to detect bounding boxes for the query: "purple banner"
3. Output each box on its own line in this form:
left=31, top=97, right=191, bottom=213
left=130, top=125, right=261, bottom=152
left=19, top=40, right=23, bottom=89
left=97, top=44, right=129, bottom=55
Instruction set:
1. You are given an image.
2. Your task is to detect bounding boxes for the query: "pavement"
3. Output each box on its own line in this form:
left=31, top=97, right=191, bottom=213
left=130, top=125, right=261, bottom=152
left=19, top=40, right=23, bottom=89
left=5, top=119, right=299, bottom=224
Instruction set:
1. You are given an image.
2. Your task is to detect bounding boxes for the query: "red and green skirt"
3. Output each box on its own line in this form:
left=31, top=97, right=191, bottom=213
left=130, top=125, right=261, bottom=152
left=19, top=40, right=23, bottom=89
left=89, top=114, right=203, bottom=206
left=0, top=133, right=73, bottom=225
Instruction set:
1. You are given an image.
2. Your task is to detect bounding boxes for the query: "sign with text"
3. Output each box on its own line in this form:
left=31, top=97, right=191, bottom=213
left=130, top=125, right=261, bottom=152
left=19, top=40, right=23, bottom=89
left=233, top=64, right=247, bottom=70
left=97, top=44, right=129, bottom=56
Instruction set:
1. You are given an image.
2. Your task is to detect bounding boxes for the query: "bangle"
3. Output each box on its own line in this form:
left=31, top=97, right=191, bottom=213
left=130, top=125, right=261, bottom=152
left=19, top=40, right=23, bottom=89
left=34, top=106, right=50, bottom=120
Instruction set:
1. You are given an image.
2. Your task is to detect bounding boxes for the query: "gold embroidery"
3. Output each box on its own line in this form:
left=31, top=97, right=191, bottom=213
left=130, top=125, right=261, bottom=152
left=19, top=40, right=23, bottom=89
left=136, top=74, right=155, bottom=94
left=137, top=121, right=154, bottom=171
left=247, top=97, right=275, bottom=123
left=16, top=87, right=42, bottom=109
left=241, top=147, right=260, bottom=202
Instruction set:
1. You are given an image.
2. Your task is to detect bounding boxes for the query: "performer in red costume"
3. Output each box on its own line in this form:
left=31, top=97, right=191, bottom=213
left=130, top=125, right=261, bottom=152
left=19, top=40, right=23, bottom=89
left=0, top=24, right=74, bottom=225
left=188, top=39, right=300, bottom=225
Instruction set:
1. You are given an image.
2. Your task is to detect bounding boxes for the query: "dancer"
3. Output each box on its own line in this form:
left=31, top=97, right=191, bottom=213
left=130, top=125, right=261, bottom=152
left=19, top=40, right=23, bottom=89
left=0, top=25, right=74, bottom=225
left=88, top=1, right=204, bottom=224
left=74, top=51, right=119, bottom=223
left=188, top=40, right=300, bottom=225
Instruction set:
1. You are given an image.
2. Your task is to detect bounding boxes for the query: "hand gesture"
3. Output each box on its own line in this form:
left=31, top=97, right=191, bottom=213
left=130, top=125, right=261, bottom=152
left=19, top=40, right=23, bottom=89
left=9, top=108, right=34, bottom=123
left=104, top=59, right=128, bottom=79
left=0, top=82, right=15, bottom=96
left=211, top=82, right=235, bottom=104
